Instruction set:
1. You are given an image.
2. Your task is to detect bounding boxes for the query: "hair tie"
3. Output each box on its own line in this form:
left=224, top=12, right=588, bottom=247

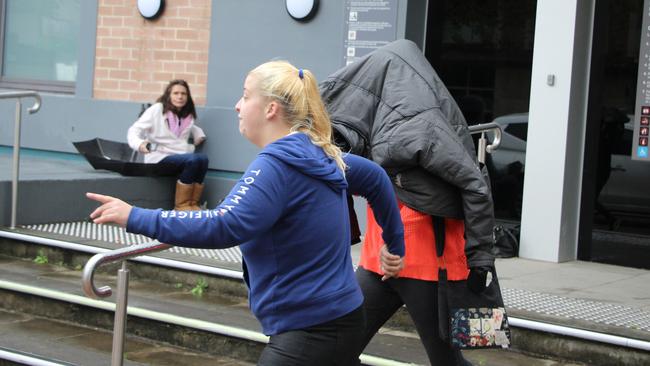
left=298, top=69, right=304, bottom=79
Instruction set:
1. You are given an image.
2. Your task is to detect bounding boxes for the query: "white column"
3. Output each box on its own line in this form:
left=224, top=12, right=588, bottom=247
left=519, top=0, right=594, bottom=262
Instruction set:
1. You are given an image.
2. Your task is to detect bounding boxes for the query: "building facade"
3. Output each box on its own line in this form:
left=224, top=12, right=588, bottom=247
left=0, top=0, right=647, bottom=268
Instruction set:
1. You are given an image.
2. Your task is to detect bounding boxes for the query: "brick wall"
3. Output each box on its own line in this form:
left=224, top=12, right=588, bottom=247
left=94, top=0, right=211, bottom=105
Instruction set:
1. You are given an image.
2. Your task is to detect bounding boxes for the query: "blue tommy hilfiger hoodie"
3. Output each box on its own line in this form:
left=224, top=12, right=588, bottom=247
left=127, top=133, right=404, bottom=335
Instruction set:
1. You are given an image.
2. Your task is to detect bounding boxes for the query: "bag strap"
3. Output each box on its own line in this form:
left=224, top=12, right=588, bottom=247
left=432, top=215, right=446, bottom=262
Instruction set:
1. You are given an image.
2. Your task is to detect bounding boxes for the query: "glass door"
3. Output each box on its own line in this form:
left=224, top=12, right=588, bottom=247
left=580, top=0, right=650, bottom=269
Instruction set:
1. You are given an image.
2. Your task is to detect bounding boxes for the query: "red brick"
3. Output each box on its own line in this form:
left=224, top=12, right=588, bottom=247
left=109, top=69, right=129, bottom=80
left=154, top=50, right=175, bottom=61
left=186, top=62, right=207, bottom=74
left=164, top=18, right=189, bottom=28
left=102, top=16, right=123, bottom=27
left=96, top=27, right=111, bottom=37
left=121, top=38, right=140, bottom=49
left=95, top=79, right=119, bottom=89
left=110, top=48, right=131, bottom=60
left=188, top=18, right=210, bottom=30
left=94, top=69, right=109, bottom=79
left=153, top=72, right=174, bottom=81
left=119, top=59, right=139, bottom=70
left=96, top=58, right=119, bottom=68
left=99, top=37, right=121, bottom=48
left=163, top=62, right=186, bottom=73
left=176, top=29, right=201, bottom=40
left=177, top=7, right=206, bottom=19
left=119, top=80, right=139, bottom=91
left=165, top=40, right=188, bottom=50
left=111, top=27, right=132, bottom=38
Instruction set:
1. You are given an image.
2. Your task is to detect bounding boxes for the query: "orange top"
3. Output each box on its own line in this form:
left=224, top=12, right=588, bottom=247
left=359, top=200, right=470, bottom=281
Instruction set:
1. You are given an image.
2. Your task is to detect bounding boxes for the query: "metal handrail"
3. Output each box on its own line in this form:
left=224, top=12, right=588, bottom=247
left=0, top=91, right=41, bottom=113
left=82, top=241, right=171, bottom=298
left=1, top=91, right=42, bottom=229
left=468, top=122, right=502, bottom=152
left=82, top=240, right=171, bottom=366
left=468, top=122, right=503, bottom=164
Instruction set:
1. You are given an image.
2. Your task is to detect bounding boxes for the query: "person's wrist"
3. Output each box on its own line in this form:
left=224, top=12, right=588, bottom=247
left=467, top=266, right=490, bottom=293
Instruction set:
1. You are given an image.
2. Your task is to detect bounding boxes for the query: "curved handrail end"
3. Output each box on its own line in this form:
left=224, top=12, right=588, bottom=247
left=81, top=241, right=172, bottom=299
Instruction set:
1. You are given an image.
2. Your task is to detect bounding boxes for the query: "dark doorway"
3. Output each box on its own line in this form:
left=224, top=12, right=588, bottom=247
left=423, top=0, right=536, bottom=223
left=580, top=0, right=650, bottom=269
left=422, top=0, right=650, bottom=269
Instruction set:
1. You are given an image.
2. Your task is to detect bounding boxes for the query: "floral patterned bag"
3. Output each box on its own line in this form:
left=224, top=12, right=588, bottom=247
left=437, top=267, right=512, bottom=349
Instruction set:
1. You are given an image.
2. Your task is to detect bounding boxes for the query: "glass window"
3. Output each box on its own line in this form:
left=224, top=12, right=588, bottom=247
left=1, top=0, right=80, bottom=92
left=424, top=0, right=537, bottom=221
left=504, top=123, right=528, bottom=142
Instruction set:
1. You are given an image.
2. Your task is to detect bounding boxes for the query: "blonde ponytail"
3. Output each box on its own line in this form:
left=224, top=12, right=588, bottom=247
left=249, top=61, right=346, bottom=173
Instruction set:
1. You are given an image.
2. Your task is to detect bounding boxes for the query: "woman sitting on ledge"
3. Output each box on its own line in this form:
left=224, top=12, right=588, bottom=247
left=127, top=79, right=208, bottom=211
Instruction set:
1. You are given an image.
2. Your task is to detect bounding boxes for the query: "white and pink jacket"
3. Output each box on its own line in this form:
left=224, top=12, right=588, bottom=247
left=127, top=103, right=206, bottom=164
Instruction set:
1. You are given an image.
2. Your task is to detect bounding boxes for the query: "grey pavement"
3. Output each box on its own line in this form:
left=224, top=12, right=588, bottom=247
left=495, top=256, right=650, bottom=312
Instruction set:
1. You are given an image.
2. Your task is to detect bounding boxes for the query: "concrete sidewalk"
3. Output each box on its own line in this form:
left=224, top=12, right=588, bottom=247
left=496, top=257, right=650, bottom=312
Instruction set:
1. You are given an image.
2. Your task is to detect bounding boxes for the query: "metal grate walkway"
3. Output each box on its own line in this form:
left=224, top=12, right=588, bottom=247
left=502, top=288, right=650, bottom=332
left=23, top=221, right=242, bottom=263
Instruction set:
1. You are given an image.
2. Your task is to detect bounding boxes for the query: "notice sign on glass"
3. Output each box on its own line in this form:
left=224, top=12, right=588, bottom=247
left=343, top=0, right=398, bottom=66
left=633, top=0, right=650, bottom=160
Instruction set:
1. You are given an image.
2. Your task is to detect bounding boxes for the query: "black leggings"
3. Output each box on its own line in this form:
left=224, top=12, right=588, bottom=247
left=257, top=305, right=366, bottom=366
left=356, top=268, right=470, bottom=366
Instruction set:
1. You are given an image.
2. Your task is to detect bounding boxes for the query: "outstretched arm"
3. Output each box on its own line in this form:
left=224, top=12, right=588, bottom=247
left=87, top=155, right=286, bottom=249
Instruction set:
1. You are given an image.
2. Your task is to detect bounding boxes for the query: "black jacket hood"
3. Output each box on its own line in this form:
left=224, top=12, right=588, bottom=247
left=320, top=39, right=495, bottom=268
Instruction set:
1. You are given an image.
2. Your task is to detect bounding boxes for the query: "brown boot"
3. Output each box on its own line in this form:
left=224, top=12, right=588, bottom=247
left=188, top=183, right=205, bottom=210
left=174, top=181, right=194, bottom=211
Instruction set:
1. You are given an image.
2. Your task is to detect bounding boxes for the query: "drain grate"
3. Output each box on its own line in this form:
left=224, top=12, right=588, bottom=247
left=503, top=288, right=650, bottom=332
left=23, top=221, right=242, bottom=263
left=21, top=221, right=650, bottom=333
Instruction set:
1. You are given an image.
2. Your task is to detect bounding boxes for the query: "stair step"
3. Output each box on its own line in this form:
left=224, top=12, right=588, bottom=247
left=0, top=308, right=253, bottom=366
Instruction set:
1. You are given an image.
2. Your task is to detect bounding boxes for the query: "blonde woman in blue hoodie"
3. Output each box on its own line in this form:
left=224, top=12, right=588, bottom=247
left=87, top=61, right=404, bottom=366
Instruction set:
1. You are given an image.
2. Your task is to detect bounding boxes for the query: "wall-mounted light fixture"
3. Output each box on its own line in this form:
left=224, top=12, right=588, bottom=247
left=137, top=0, right=165, bottom=20
left=286, top=0, right=319, bottom=22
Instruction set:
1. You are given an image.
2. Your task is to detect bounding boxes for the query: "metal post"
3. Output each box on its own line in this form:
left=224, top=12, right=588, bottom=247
left=477, top=131, right=487, bottom=164
left=10, top=100, right=22, bottom=229
left=111, top=261, right=129, bottom=366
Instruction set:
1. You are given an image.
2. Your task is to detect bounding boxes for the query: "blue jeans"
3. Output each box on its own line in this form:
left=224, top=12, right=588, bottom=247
left=257, top=306, right=366, bottom=366
left=159, top=153, right=208, bottom=184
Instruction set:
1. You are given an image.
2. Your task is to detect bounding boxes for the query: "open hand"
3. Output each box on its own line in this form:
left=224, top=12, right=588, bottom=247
left=86, top=192, right=133, bottom=227
left=380, top=244, right=404, bottom=281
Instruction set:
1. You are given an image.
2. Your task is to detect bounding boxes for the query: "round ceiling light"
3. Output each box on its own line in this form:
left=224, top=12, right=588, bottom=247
left=286, top=0, right=319, bottom=22
left=137, top=0, right=165, bottom=20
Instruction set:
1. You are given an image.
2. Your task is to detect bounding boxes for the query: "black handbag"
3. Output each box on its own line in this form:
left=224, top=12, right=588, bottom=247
left=433, top=216, right=511, bottom=349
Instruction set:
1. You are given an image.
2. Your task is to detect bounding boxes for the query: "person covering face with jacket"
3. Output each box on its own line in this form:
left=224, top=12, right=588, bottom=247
left=321, top=39, right=495, bottom=365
